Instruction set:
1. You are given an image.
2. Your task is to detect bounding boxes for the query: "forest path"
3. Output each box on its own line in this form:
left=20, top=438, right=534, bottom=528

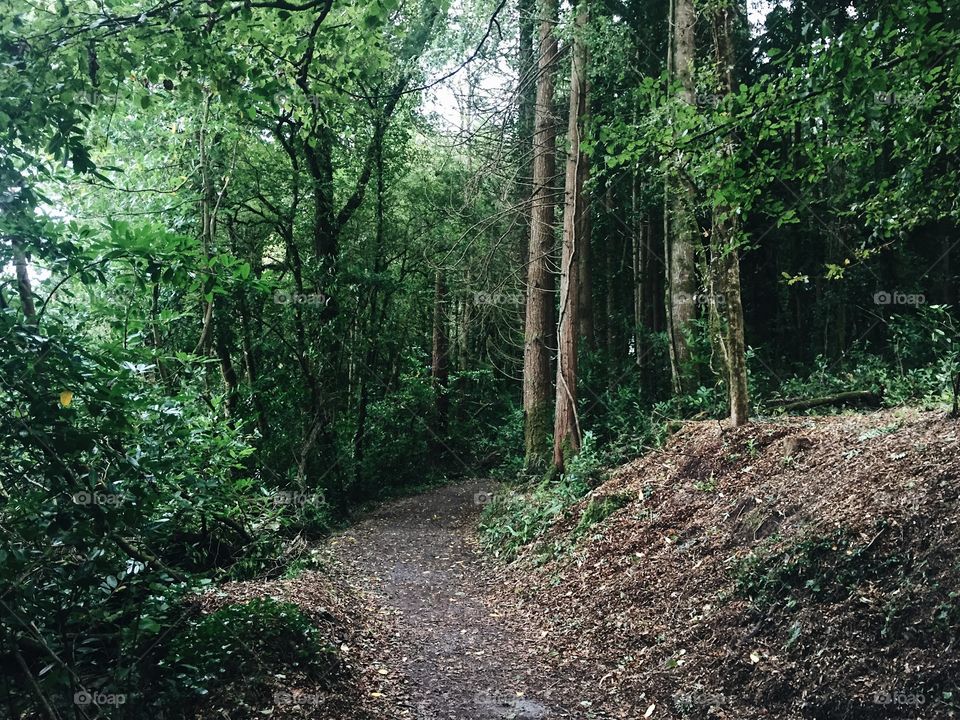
left=330, top=480, right=579, bottom=720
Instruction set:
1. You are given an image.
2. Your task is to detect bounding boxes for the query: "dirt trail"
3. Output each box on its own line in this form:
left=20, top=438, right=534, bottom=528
left=331, top=480, right=581, bottom=720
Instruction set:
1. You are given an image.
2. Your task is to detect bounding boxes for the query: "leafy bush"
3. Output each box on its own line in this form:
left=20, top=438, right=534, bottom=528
left=759, top=305, right=959, bottom=412
left=733, top=526, right=899, bottom=613
left=479, top=432, right=605, bottom=560
left=481, top=406, right=525, bottom=480
left=347, top=367, right=435, bottom=499
left=159, top=598, right=338, bottom=700
left=564, top=430, right=605, bottom=486
left=572, top=493, right=632, bottom=540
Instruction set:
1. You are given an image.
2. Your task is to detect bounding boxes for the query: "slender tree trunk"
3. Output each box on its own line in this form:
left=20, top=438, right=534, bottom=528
left=707, top=238, right=729, bottom=380
left=517, top=0, right=536, bottom=225
left=522, top=0, right=559, bottom=471
left=629, top=178, right=645, bottom=372
left=195, top=96, right=216, bottom=354
left=723, top=245, right=749, bottom=425
left=457, top=270, right=471, bottom=371
left=664, top=0, right=699, bottom=394
left=237, top=288, right=270, bottom=439
left=353, top=137, right=389, bottom=486
left=304, top=126, right=338, bottom=261
left=578, top=158, right=594, bottom=348
left=553, top=2, right=589, bottom=472
left=214, top=321, right=240, bottom=418
left=430, top=271, right=450, bottom=465
left=604, top=199, right=615, bottom=362
left=710, top=1, right=749, bottom=426
left=12, top=240, right=37, bottom=322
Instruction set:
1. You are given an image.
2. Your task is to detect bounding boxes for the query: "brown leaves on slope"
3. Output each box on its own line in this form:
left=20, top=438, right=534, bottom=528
left=491, top=410, right=960, bottom=719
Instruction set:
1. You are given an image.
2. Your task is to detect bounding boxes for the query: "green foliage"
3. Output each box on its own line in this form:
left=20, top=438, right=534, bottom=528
left=564, top=431, right=605, bottom=486
left=348, top=367, right=436, bottom=498
left=486, top=406, right=526, bottom=480
left=159, top=598, right=339, bottom=702
left=479, top=432, right=605, bottom=560
left=760, top=305, right=960, bottom=412
left=734, top=527, right=898, bottom=613
left=478, top=475, right=588, bottom=561
left=168, top=598, right=334, bottom=684
left=572, top=493, right=632, bottom=539
left=448, top=370, right=524, bottom=471
left=5, top=0, right=960, bottom=715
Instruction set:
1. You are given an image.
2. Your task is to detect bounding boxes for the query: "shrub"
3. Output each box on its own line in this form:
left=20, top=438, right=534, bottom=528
left=733, top=526, right=899, bottom=613
left=158, top=598, right=340, bottom=702
left=572, top=493, right=632, bottom=540
left=479, top=432, right=607, bottom=560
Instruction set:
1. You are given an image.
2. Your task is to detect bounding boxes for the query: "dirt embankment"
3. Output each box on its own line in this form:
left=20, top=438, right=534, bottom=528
left=492, top=410, right=960, bottom=719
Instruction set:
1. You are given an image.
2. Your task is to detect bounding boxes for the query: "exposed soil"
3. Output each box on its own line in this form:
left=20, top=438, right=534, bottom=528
left=331, top=480, right=591, bottom=719
left=490, top=409, right=960, bottom=720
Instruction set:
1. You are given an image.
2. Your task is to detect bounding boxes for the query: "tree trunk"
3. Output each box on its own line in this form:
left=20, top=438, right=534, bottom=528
left=604, top=199, right=615, bottom=363
left=430, top=271, right=450, bottom=465
left=214, top=320, right=240, bottom=418
left=194, top=97, right=217, bottom=355
left=721, top=241, right=749, bottom=425
left=353, top=137, right=389, bottom=487
left=553, top=2, right=589, bottom=472
left=664, top=0, right=699, bottom=394
left=578, top=159, right=594, bottom=348
left=522, top=0, right=559, bottom=471
left=304, top=126, right=337, bottom=261
left=710, top=1, right=749, bottom=426
left=517, top=0, right=536, bottom=194
left=12, top=240, right=37, bottom=322
left=237, top=288, right=270, bottom=439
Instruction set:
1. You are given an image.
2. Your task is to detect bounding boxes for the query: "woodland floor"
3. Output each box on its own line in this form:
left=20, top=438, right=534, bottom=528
left=195, top=410, right=958, bottom=720
left=330, top=480, right=589, bottom=720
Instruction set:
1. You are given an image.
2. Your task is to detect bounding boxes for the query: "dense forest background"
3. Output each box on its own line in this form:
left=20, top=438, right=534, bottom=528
left=1, top=0, right=959, bottom=716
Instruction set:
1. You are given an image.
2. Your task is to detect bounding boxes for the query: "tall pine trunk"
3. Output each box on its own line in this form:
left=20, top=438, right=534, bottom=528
left=577, top=155, right=594, bottom=348
left=553, top=2, right=589, bottom=472
left=710, top=1, right=749, bottom=425
left=522, top=0, right=559, bottom=471
left=664, top=0, right=699, bottom=394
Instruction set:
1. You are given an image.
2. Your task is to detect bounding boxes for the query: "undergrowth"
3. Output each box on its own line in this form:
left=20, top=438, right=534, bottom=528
left=154, top=598, right=340, bottom=710
left=479, top=432, right=623, bottom=561
left=479, top=433, right=594, bottom=558
left=734, top=522, right=960, bottom=648
left=733, top=525, right=898, bottom=613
